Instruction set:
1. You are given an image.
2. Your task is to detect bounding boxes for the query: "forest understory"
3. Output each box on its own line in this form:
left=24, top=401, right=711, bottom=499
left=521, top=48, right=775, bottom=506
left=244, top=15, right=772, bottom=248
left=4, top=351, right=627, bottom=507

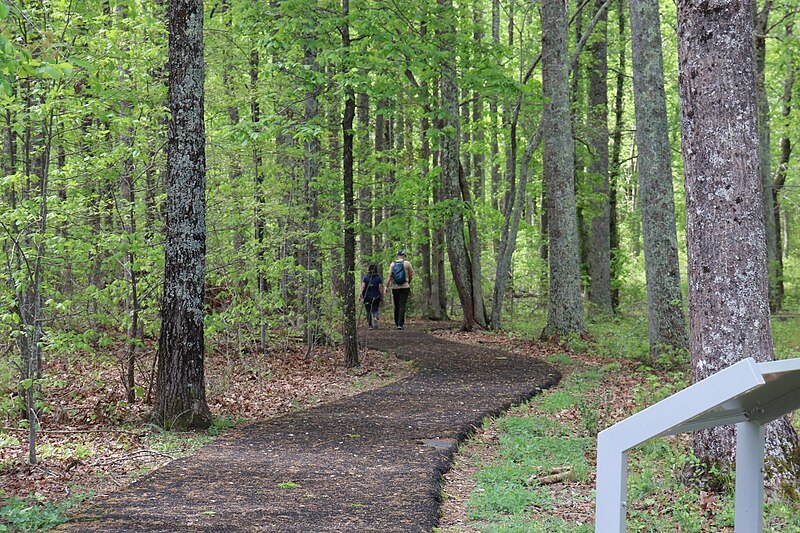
left=4, top=320, right=798, bottom=531
left=0, top=332, right=413, bottom=527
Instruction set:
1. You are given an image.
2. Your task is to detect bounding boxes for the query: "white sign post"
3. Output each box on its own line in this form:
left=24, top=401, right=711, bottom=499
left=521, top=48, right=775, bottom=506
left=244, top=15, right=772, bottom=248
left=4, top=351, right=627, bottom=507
left=595, top=357, right=800, bottom=533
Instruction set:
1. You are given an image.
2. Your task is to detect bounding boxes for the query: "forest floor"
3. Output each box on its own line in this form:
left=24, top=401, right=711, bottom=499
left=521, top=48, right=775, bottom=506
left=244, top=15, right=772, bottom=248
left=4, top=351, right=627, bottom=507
left=2, top=321, right=561, bottom=531
left=0, top=332, right=415, bottom=525
left=4, top=321, right=797, bottom=531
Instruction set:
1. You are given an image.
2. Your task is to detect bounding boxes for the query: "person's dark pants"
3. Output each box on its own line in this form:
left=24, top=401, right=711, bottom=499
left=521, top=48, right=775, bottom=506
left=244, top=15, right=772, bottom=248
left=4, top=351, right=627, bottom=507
left=364, top=300, right=380, bottom=328
left=392, top=288, right=410, bottom=328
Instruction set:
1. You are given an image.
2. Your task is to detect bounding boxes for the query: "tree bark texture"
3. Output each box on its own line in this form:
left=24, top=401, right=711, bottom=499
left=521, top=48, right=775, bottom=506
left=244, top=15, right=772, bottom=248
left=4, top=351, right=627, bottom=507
left=342, top=0, right=359, bottom=368
left=357, top=92, right=373, bottom=263
left=677, top=0, right=798, bottom=464
left=629, top=0, right=689, bottom=357
left=490, top=0, right=501, bottom=213
left=773, top=26, right=794, bottom=306
left=587, top=0, right=612, bottom=313
left=754, top=1, right=779, bottom=311
left=541, top=0, right=586, bottom=338
left=439, top=0, right=477, bottom=331
left=304, top=43, right=323, bottom=348
left=154, top=0, right=212, bottom=430
left=609, top=0, right=626, bottom=311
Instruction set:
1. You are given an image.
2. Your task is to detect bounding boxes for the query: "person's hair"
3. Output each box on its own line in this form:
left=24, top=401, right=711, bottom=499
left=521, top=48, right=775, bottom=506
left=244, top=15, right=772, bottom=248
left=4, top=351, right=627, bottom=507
left=367, top=264, right=378, bottom=275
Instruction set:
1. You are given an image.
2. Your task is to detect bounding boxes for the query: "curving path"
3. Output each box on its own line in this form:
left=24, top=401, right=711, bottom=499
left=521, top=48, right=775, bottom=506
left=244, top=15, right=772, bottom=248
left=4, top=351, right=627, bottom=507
left=61, top=322, right=560, bottom=532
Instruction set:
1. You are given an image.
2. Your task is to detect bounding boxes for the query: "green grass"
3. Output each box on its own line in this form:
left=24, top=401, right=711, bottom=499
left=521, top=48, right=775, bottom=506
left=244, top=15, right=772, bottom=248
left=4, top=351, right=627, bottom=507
left=446, top=308, right=800, bottom=532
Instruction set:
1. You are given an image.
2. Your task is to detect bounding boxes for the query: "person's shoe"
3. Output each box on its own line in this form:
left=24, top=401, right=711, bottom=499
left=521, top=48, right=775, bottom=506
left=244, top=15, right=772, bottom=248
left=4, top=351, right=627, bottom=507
left=368, top=326, right=374, bottom=330
left=396, top=326, right=402, bottom=330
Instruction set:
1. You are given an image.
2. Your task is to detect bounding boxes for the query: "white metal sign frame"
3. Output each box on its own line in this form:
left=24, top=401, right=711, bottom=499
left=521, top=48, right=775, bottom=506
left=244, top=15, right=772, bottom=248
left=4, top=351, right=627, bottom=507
left=594, top=356, right=800, bottom=533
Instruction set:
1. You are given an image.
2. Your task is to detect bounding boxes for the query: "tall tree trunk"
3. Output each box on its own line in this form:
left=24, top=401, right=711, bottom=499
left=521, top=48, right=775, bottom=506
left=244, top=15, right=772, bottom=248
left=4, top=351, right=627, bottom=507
left=677, top=0, right=798, bottom=467
left=460, top=163, right=488, bottom=327
left=374, top=103, right=387, bottom=253
left=587, top=0, right=612, bottom=313
left=358, top=92, right=373, bottom=263
left=432, top=163, right=449, bottom=319
left=629, top=0, right=688, bottom=359
left=342, top=0, right=359, bottom=368
left=472, top=4, right=485, bottom=202
left=419, top=111, right=433, bottom=319
left=251, top=47, right=267, bottom=352
left=571, top=3, right=589, bottom=287
left=773, top=22, right=794, bottom=308
left=490, top=0, right=501, bottom=214
left=755, top=0, right=779, bottom=311
left=304, top=42, right=323, bottom=349
left=609, top=0, right=626, bottom=311
left=541, top=0, right=586, bottom=338
left=153, top=0, right=212, bottom=430
left=118, top=2, right=140, bottom=403
left=439, top=0, right=479, bottom=330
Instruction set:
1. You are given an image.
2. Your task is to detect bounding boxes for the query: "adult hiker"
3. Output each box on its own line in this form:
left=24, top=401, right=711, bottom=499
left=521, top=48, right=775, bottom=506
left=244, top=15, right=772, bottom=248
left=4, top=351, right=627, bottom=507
left=386, top=250, right=413, bottom=330
left=359, top=264, right=384, bottom=329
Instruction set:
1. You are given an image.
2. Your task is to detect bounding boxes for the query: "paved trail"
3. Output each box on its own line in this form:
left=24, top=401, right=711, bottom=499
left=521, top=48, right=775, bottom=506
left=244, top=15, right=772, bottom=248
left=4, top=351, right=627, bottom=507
left=61, top=322, right=559, bottom=532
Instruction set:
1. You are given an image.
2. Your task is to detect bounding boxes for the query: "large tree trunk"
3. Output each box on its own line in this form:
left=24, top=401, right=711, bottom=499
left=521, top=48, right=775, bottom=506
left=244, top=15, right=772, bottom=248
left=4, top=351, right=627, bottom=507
left=341, top=0, right=359, bottom=368
left=541, top=0, right=586, bottom=338
left=677, top=0, right=798, bottom=467
left=587, top=0, right=612, bottom=313
left=629, top=0, right=689, bottom=359
left=153, top=0, right=211, bottom=430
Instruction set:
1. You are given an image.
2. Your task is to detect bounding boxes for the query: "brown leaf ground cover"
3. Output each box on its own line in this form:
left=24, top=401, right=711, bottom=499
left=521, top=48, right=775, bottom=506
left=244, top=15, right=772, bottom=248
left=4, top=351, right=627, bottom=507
left=0, top=335, right=413, bottom=508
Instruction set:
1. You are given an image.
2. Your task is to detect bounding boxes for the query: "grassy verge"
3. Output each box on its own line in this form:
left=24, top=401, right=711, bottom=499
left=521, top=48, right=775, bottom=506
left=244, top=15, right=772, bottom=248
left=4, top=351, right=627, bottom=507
left=438, top=311, right=800, bottom=532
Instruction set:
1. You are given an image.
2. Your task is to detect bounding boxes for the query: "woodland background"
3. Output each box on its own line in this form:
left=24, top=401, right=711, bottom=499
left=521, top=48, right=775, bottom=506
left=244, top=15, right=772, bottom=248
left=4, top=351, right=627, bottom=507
left=0, top=0, right=799, bottom=529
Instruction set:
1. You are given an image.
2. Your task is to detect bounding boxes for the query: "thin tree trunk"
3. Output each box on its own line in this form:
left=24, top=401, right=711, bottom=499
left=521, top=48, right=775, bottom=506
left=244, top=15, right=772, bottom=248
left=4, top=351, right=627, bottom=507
left=754, top=0, right=779, bottom=311
left=773, top=22, right=794, bottom=308
left=251, top=47, right=267, bottom=352
left=472, top=5, right=485, bottom=201
left=572, top=3, right=589, bottom=286
left=342, top=0, right=359, bottom=368
left=304, top=41, right=323, bottom=349
left=490, top=0, right=501, bottom=214
left=358, top=92, right=372, bottom=263
left=677, top=0, right=798, bottom=467
left=433, top=132, right=448, bottom=319
left=609, top=0, right=626, bottom=311
left=629, top=0, right=688, bottom=358
left=118, top=3, right=140, bottom=402
left=419, top=112, right=433, bottom=319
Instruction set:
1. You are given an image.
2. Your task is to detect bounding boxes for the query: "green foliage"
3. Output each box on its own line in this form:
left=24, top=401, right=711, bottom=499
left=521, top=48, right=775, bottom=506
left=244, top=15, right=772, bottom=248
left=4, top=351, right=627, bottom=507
left=207, top=416, right=242, bottom=436
left=0, top=494, right=85, bottom=532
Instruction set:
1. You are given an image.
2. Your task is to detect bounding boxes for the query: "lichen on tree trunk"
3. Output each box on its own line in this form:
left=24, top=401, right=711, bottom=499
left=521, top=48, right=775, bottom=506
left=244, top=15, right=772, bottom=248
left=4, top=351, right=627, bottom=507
left=153, top=0, right=212, bottom=431
left=677, top=0, right=798, bottom=470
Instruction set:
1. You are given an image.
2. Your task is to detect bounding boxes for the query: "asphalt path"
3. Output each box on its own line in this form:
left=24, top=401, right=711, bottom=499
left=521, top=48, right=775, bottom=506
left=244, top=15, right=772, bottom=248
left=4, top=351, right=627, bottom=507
left=60, top=322, right=560, bottom=532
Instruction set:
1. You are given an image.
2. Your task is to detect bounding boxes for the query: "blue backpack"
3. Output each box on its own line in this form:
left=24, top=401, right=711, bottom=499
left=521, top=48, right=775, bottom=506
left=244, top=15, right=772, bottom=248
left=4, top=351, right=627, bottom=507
left=391, top=261, right=407, bottom=285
